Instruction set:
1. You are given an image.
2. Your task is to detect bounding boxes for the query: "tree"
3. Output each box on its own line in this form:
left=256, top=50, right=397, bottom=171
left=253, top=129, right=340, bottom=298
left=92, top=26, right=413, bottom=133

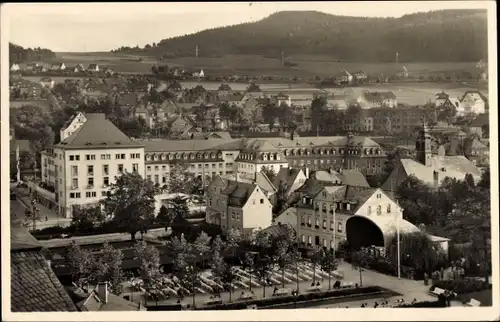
left=386, top=232, right=442, bottom=278
left=477, top=166, right=490, bottom=190
left=275, top=239, right=294, bottom=288
left=134, top=241, right=162, bottom=292
left=158, top=197, right=189, bottom=229
left=253, top=232, right=274, bottom=298
left=396, top=175, right=439, bottom=225
left=320, top=250, right=338, bottom=289
left=260, top=166, right=276, bottom=181
left=101, top=172, right=156, bottom=240
left=308, top=246, right=324, bottom=284
left=65, top=241, right=90, bottom=285
left=168, top=163, right=196, bottom=194
left=71, top=205, right=105, bottom=232
left=100, top=242, right=125, bottom=294
left=272, top=180, right=289, bottom=215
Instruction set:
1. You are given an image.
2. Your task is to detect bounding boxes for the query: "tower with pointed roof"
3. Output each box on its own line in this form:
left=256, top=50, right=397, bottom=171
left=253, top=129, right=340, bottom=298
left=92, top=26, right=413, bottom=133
left=415, top=118, right=433, bottom=166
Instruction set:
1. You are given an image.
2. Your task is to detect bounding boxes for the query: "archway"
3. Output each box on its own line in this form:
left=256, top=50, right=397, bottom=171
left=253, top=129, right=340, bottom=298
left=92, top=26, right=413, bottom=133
left=346, top=216, right=385, bottom=250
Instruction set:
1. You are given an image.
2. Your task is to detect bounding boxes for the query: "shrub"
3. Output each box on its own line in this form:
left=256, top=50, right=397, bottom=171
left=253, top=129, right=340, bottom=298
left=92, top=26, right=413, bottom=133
left=398, top=300, right=446, bottom=308
left=432, top=279, right=491, bottom=294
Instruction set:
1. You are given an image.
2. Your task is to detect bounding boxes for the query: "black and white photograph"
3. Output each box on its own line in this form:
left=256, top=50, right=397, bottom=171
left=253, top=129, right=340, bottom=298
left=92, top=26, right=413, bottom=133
left=1, top=1, right=498, bottom=320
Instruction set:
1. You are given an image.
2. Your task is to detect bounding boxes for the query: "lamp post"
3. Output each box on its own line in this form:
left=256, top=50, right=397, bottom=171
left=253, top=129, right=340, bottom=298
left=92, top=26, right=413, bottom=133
left=396, top=201, right=401, bottom=280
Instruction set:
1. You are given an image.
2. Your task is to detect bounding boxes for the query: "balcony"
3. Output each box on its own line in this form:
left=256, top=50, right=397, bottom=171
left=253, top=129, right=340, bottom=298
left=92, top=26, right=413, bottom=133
left=306, top=223, right=312, bottom=227
left=315, top=225, right=320, bottom=229
left=86, top=185, right=94, bottom=189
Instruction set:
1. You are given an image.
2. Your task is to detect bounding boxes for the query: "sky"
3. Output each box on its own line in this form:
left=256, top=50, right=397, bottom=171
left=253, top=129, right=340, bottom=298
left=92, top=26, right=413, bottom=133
left=5, top=1, right=491, bottom=52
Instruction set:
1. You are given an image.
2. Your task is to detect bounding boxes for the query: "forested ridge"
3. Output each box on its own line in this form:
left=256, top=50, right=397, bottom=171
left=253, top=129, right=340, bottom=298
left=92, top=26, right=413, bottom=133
left=113, top=9, right=487, bottom=62
left=9, top=43, right=56, bottom=64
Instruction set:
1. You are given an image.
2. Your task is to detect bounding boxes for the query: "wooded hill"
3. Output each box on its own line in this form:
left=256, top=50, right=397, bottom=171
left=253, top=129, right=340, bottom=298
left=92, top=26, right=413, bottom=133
left=10, top=43, right=56, bottom=65
left=114, top=9, right=487, bottom=62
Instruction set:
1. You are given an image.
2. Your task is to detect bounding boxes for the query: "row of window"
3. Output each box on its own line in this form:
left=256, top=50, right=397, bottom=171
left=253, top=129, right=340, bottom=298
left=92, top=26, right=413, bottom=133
left=68, top=153, right=141, bottom=162
left=70, top=164, right=138, bottom=177
left=300, top=216, right=344, bottom=232
left=146, top=163, right=233, bottom=172
left=239, top=152, right=281, bottom=162
left=69, top=191, right=108, bottom=199
left=146, top=152, right=224, bottom=162
left=283, top=147, right=382, bottom=157
left=300, top=235, right=336, bottom=249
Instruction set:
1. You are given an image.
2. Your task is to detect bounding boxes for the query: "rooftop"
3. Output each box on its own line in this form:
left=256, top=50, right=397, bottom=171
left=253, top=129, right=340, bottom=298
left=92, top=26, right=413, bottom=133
left=56, top=113, right=143, bottom=149
left=11, top=223, right=78, bottom=312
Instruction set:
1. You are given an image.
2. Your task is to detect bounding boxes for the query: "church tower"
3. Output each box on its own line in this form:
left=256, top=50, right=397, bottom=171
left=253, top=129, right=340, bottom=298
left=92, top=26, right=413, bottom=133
left=415, top=120, right=433, bottom=166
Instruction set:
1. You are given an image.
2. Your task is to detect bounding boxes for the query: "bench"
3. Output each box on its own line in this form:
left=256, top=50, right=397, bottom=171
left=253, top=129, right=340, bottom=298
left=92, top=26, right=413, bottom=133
left=307, top=286, right=322, bottom=292
left=273, top=288, right=290, bottom=296
left=429, top=287, right=446, bottom=297
left=204, top=298, right=223, bottom=305
left=466, top=299, right=481, bottom=307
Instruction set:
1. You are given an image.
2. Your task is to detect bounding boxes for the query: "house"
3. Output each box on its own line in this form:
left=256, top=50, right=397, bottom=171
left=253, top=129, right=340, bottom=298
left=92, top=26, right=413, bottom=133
left=102, top=67, right=115, bottom=76
left=352, top=70, right=368, bottom=82
left=217, top=83, right=232, bottom=96
left=41, top=113, right=145, bottom=218
left=50, top=63, right=66, bottom=71
left=236, top=139, right=289, bottom=176
left=25, top=63, right=40, bottom=71
left=244, top=83, right=264, bottom=99
left=33, top=65, right=48, bottom=73
left=205, top=175, right=274, bottom=237
left=191, top=85, right=208, bottom=102
left=220, top=171, right=277, bottom=201
left=74, top=64, right=86, bottom=72
left=167, top=80, right=183, bottom=93
left=10, top=63, right=21, bottom=72
left=219, top=93, right=245, bottom=106
left=361, top=92, right=397, bottom=108
left=459, top=91, right=487, bottom=115
left=87, top=64, right=100, bottom=72
left=134, top=106, right=155, bottom=128
left=274, top=92, right=292, bottom=107
left=462, top=138, right=489, bottom=167
left=192, top=69, right=205, bottom=78
left=333, top=70, right=353, bottom=85
left=166, top=114, right=198, bottom=136
left=10, top=222, right=78, bottom=312
left=60, top=112, right=87, bottom=141
left=467, top=113, right=489, bottom=138
left=273, top=207, right=298, bottom=227
left=40, top=77, right=55, bottom=89
left=382, top=122, right=482, bottom=191
left=435, top=91, right=461, bottom=112
left=71, top=282, right=145, bottom=311
left=272, top=168, right=307, bottom=197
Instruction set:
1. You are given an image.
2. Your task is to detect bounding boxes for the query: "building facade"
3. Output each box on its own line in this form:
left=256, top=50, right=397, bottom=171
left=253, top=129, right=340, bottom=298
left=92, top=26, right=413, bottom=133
left=41, top=113, right=145, bottom=218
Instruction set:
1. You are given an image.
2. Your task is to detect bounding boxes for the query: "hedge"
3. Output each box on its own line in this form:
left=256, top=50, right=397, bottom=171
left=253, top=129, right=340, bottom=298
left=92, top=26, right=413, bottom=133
left=398, top=300, right=446, bottom=308
left=432, top=279, right=491, bottom=294
left=195, top=286, right=387, bottom=310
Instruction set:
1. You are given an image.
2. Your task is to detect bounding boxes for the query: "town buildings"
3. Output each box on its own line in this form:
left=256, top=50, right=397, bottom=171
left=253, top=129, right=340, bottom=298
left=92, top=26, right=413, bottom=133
left=205, top=174, right=273, bottom=237
left=459, top=91, right=487, bottom=115
left=40, top=113, right=145, bottom=218
left=381, top=122, right=482, bottom=191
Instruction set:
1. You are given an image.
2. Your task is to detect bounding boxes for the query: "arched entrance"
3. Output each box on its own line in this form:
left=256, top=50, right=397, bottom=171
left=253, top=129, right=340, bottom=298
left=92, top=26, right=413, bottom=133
left=346, top=216, right=385, bottom=250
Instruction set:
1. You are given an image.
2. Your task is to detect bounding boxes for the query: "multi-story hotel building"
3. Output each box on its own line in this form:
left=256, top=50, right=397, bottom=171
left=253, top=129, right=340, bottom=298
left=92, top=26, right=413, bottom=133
left=41, top=113, right=145, bottom=218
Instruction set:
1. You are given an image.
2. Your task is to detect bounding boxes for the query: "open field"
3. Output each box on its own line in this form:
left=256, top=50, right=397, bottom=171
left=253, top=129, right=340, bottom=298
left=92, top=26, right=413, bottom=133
left=53, top=52, right=484, bottom=78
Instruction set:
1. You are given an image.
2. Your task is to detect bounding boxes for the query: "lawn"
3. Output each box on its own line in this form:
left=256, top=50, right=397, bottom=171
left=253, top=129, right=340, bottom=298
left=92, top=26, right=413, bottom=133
left=53, top=52, right=484, bottom=79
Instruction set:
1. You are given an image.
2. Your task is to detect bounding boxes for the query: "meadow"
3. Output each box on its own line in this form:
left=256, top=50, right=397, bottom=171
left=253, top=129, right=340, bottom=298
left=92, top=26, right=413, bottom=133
left=55, top=52, right=484, bottom=79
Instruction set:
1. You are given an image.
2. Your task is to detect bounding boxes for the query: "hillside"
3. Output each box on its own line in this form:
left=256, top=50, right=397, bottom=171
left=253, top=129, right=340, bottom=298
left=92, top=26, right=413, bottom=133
left=114, top=9, right=488, bottom=63
left=10, top=43, right=56, bottom=65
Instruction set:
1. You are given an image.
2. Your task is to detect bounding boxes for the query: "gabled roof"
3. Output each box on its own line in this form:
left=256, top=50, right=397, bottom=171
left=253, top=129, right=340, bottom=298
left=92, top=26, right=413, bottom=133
left=11, top=223, right=78, bottom=312
left=338, top=169, right=370, bottom=188
left=56, top=113, right=142, bottom=149
left=218, top=83, right=232, bottom=91
left=222, top=181, right=257, bottom=207
left=246, top=83, right=262, bottom=93
left=260, top=223, right=295, bottom=239
left=142, top=138, right=241, bottom=152
left=436, top=91, right=449, bottom=100
left=76, top=288, right=142, bottom=311
left=88, top=64, right=98, bottom=69
left=460, top=91, right=488, bottom=103
left=273, top=168, right=303, bottom=192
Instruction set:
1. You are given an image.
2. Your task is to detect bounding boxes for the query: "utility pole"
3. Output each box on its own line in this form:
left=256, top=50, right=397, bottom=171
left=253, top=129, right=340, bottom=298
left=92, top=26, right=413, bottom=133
left=195, top=45, right=199, bottom=58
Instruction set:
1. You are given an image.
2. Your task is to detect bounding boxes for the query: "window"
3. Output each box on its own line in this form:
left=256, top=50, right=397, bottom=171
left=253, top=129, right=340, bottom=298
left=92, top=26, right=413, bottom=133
left=87, top=177, right=94, bottom=188
left=71, top=178, right=78, bottom=189
left=162, top=176, right=167, bottom=183
left=368, top=206, right=372, bottom=215
left=118, top=164, right=124, bottom=173
left=130, top=153, right=141, bottom=159
left=103, top=177, right=109, bottom=186
left=70, top=192, right=79, bottom=199
left=387, top=204, right=391, bottom=213
left=301, top=235, right=305, bottom=243
left=337, top=222, right=343, bottom=232
left=315, top=218, right=320, bottom=228
left=69, top=155, right=75, bottom=161
left=101, top=191, right=107, bottom=197
left=71, top=166, right=78, bottom=177
left=100, top=154, right=111, bottom=160
left=307, top=216, right=312, bottom=226
left=147, top=175, right=151, bottom=181
left=154, top=166, right=159, bottom=171
left=322, top=220, right=327, bottom=229
left=154, top=175, right=159, bottom=183
left=300, top=215, right=305, bottom=225
left=147, top=166, right=151, bottom=171
left=132, top=163, right=139, bottom=173
left=308, top=236, right=312, bottom=245
left=377, top=205, right=382, bottom=215
left=87, top=165, right=94, bottom=176
left=323, top=239, right=327, bottom=247
left=86, top=154, right=95, bottom=161
left=330, top=220, right=334, bottom=230
left=86, top=191, right=97, bottom=198
left=103, top=165, right=109, bottom=175
left=260, top=198, right=264, bottom=204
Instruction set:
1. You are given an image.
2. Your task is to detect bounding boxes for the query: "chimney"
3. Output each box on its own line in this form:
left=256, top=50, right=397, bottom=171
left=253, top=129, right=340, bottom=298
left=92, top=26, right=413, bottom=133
left=433, top=170, right=439, bottom=188
left=97, top=282, right=109, bottom=304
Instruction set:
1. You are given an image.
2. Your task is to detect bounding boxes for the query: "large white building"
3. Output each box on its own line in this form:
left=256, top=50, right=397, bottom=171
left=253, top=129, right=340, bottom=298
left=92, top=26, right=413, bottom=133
left=41, top=113, right=145, bottom=218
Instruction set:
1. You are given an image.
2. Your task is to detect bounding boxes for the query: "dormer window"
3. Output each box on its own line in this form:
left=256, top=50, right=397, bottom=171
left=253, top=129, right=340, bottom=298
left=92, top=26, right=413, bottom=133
left=154, top=155, right=158, bottom=161
left=346, top=203, right=351, bottom=211
left=168, top=154, right=173, bottom=160
left=387, top=204, right=391, bottom=213
left=146, top=155, right=151, bottom=161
